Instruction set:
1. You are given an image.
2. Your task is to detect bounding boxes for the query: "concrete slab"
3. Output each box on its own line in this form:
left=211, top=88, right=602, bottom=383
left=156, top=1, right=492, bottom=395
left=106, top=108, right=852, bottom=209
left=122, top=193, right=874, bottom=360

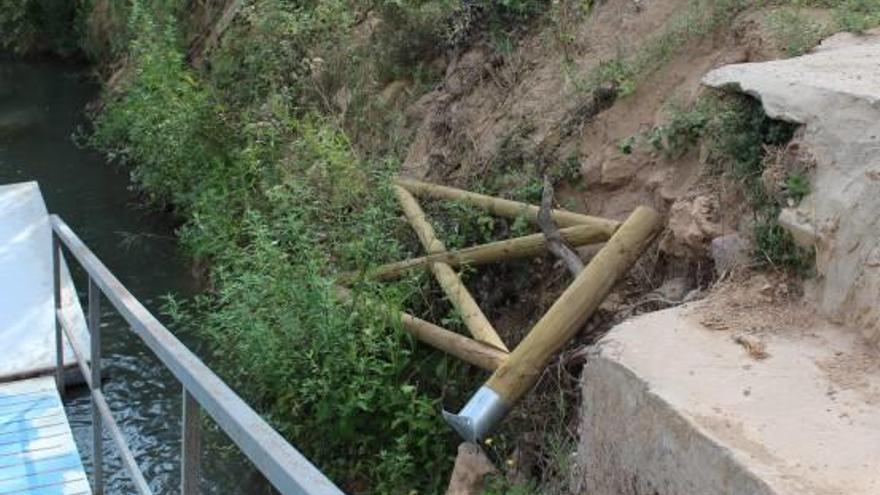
left=576, top=305, right=880, bottom=495
left=0, top=182, right=89, bottom=380
left=703, top=31, right=880, bottom=346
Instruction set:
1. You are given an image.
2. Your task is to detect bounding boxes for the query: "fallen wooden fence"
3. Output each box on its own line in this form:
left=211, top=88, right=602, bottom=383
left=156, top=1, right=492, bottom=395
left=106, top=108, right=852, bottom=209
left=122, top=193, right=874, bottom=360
left=337, top=177, right=660, bottom=441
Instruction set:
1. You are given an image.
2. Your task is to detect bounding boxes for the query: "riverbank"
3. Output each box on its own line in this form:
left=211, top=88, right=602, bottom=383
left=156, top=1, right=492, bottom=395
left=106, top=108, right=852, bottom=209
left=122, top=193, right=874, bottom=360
left=7, top=1, right=880, bottom=493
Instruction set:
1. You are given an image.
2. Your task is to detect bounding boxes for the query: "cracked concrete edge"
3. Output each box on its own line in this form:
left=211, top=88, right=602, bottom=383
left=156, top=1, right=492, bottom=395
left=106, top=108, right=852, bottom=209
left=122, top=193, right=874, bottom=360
left=574, top=344, right=779, bottom=495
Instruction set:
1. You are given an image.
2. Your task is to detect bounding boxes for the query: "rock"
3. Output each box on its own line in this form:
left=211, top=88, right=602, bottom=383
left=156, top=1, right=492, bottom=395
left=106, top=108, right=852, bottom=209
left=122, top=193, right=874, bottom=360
left=444, top=45, right=492, bottom=98
left=599, top=154, right=640, bottom=187
left=660, top=195, right=722, bottom=258
left=704, top=30, right=880, bottom=345
left=654, top=276, right=691, bottom=303
left=379, top=79, right=411, bottom=106
left=777, top=207, right=818, bottom=247
left=446, top=442, right=496, bottom=495
left=710, top=233, right=750, bottom=276
left=576, top=306, right=880, bottom=495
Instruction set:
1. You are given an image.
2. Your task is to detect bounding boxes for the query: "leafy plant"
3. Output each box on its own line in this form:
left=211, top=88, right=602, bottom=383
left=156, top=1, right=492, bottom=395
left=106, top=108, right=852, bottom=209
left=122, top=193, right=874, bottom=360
left=700, top=93, right=813, bottom=271
left=89, top=5, right=472, bottom=492
left=0, top=0, right=79, bottom=54
left=784, top=172, right=811, bottom=202
left=618, top=135, right=636, bottom=155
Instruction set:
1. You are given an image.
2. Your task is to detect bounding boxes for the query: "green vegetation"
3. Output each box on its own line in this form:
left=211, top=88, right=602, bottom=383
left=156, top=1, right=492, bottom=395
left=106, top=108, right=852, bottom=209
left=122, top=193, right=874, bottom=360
left=86, top=2, right=482, bottom=492
left=572, top=0, right=880, bottom=100
left=7, top=0, right=858, bottom=491
left=578, top=0, right=749, bottom=98
left=634, top=93, right=813, bottom=271
left=768, top=7, right=828, bottom=56
left=834, top=0, right=880, bottom=33
left=0, top=0, right=79, bottom=55
left=767, top=0, right=880, bottom=56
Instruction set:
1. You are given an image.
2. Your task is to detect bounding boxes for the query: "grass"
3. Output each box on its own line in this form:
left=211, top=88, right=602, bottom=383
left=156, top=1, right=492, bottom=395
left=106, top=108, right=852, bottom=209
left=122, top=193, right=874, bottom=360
left=573, top=0, right=749, bottom=98
left=87, top=3, right=482, bottom=492
left=14, top=0, right=850, bottom=491
left=767, top=0, right=880, bottom=56
left=768, top=7, right=828, bottom=56
left=660, top=93, right=813, bottom=272
left=570, top=0, right=880, bottom=102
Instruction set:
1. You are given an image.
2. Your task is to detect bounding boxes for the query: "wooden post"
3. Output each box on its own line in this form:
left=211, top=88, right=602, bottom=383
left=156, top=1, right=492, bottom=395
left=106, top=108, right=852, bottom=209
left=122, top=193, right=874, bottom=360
left=334, top=287, right=507, bottom=371
left=394, top=185, right=509, bottom=352
left=394, top=177, right=620, bottom=234
left=444, top=206, right=661, bottom=441
left=341, top=223, right=610, bottom=283
left=486, top=206, right=660, bottom=404
left=400, top=314, right=507, bottom=371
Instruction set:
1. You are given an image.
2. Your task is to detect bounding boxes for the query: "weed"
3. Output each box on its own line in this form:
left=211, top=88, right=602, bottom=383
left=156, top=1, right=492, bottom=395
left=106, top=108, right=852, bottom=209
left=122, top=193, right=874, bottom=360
left=618, top=135, right=636, bottom=155
left=580, top=0, right=749, bottom=98
left=0, top=0, right=79, bottom=55
left=784, top=172, right=811, bottom=202
left=88, top=4, right=472, bottom=492
left=700, top=93, right=813, bottom=271
left=833, top=0, right=880, bottom=33
left=768, top=7, right=829, bottom=56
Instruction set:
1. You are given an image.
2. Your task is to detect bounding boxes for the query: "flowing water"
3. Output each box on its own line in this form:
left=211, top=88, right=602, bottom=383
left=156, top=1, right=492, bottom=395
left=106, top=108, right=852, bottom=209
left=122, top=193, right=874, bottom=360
left=0, top=60, right=274, bottom=494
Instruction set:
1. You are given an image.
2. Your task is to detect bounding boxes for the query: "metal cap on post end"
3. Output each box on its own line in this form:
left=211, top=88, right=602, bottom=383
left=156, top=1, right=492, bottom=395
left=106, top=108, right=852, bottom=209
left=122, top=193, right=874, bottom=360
left=443, top=386, right=509, bottom=442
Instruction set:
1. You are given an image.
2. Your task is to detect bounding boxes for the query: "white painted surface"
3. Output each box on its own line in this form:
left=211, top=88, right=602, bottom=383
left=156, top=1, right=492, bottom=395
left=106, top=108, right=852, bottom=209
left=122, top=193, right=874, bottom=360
left=0, top=377, right=91, bottom=495
left=0, top=182, right=89, bottom=379
left=577, top=306, right=880, bottom=495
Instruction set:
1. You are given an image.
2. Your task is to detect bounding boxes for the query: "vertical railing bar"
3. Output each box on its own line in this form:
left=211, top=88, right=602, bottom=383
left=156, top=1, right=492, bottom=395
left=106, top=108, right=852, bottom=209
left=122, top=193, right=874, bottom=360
left=52, top=215, right=343, bottom=495
left=89, top=277, right=104, bottom=495
left=52, top=232, right=64, bottom=396
left=181, top=388, right=202, bottom=495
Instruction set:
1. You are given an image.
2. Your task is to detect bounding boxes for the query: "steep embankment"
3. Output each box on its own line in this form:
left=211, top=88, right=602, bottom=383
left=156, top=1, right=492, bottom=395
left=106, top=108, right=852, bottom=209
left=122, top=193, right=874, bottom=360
left=6, top=0, right=880, bottom=493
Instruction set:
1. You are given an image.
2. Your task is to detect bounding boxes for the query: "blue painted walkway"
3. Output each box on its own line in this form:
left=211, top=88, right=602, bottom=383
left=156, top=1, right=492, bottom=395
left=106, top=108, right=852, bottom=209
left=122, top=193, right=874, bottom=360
left=0, top=377, right=90, bottom=495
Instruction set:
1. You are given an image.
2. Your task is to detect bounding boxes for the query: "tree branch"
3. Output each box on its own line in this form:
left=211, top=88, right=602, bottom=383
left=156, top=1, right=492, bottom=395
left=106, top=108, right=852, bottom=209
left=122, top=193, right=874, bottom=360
left=538, top=175, right=585, bottom=276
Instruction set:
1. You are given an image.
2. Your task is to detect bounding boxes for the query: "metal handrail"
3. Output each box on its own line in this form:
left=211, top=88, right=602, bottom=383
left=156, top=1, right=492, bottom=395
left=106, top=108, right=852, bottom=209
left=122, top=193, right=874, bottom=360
left=50, top=215, right=344, bottom=495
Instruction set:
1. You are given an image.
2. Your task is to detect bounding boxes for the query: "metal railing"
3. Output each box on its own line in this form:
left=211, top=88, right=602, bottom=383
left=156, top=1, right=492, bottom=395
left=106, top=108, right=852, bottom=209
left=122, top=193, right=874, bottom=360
left=50, top=215, right=345, bottom=495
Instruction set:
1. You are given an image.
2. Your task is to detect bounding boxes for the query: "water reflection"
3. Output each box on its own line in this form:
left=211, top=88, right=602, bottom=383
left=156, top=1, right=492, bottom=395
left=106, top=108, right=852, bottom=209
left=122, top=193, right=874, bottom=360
left=0, top=59, right=272, bottom=494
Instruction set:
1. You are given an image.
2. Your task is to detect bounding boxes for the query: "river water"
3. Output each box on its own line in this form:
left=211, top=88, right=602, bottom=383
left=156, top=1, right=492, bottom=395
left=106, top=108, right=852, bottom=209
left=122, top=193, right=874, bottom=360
left=0, top=60, right=274, bottom=494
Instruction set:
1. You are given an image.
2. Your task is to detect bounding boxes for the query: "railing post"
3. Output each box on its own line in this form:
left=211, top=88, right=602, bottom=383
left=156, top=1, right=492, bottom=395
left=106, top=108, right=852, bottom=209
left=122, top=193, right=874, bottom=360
left=89, top=277, right=104, bottom=495
left=181, top=389, right=202, bottom=495
left=52, top=232, right=64, bottom=395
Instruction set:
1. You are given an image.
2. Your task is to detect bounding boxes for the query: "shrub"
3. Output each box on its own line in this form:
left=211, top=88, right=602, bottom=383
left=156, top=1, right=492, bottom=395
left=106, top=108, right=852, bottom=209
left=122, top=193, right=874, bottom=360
left=0, top=0, right=79, bottom=55
left=90, top=5, right=472, bottom=492
left=701, top=94, right=813, bottom=271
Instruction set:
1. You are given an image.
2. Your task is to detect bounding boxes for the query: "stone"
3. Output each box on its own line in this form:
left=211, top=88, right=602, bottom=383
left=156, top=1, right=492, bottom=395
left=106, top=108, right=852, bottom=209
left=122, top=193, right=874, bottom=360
left=660, top=195, right=722, bottom=258
left=703, top=29, right=880, bottom=345
left=575, top=306, right=880, bottom=495
left=446, top=442, right=496, bottom=495
left=710, top=232, right=751, bottom=275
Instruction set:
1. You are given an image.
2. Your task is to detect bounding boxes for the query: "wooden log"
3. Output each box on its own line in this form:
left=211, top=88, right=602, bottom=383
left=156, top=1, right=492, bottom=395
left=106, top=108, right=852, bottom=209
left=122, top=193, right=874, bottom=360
left=485, top=206, right=661, bottom=404
left=400, top=314, right=507, bottom=371
left=394, top=176, right=620, bottom=234
left=394, top=186, right=509, bottom=352
left=341, top=223, right=608, bottom=283
left=334, top=287, right=507, bottom=371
